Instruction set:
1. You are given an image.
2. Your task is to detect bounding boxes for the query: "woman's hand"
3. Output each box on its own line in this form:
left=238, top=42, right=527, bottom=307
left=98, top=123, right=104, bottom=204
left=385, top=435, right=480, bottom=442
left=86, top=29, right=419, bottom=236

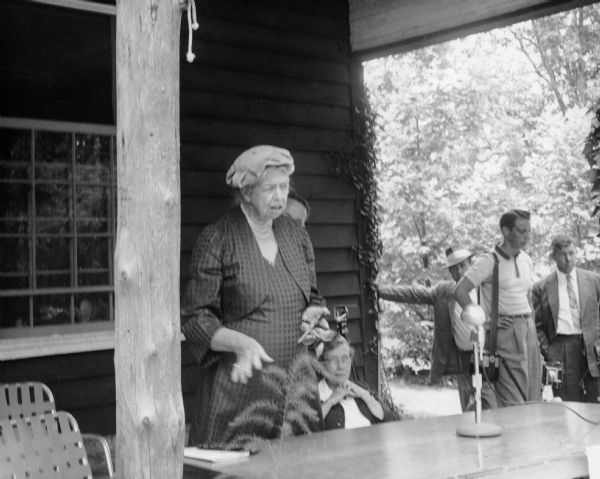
left=210, top=328, right=274, bottom=384
left=345, top=381, right=384, bottom=420
left=321, top=383, right=350, bottom=417
left=345, top=382, right=369, bottom=401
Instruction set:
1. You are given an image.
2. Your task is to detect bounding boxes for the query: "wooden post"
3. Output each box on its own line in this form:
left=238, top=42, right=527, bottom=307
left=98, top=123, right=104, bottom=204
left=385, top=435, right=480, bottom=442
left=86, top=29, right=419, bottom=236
left=114, top=1, right=184, bottom=477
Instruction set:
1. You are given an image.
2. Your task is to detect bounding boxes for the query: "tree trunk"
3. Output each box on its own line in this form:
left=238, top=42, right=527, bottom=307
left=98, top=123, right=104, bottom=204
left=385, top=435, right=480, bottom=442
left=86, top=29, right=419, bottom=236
left=114, top=1, right=184, bottom=478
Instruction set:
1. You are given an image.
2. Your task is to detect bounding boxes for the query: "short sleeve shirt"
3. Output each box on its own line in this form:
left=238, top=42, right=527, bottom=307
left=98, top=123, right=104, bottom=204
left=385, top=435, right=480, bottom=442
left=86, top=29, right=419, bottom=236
left=452, top=289, right=478, bottom=351
left=464, top=248, right=533, bottom=318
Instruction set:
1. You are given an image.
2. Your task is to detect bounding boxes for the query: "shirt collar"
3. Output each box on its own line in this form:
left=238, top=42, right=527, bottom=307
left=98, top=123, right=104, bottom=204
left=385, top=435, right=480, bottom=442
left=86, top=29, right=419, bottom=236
left=557, top=268, right=577, bottom=281
left=495, top=244, right=520, bottom=260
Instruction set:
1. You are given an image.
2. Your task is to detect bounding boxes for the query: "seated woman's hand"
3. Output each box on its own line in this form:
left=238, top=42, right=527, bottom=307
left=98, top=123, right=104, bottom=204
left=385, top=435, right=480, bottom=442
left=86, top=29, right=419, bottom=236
left=345, top=381, right=370, bottom=401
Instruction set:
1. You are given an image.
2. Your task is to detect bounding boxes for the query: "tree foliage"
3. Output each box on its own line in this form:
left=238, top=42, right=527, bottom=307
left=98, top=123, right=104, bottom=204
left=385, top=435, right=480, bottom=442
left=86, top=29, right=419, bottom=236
left=365, top=5, right=600, bottom=371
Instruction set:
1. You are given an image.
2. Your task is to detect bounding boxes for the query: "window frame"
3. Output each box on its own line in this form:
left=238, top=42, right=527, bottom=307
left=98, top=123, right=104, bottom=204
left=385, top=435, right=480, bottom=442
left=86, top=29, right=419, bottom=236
left=0, top=116, right=117, bottom=360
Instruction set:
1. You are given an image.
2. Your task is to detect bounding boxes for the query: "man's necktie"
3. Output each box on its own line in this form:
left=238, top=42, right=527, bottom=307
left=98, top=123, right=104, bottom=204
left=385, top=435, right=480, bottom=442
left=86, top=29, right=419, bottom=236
left=566, top=275, right=581, bottom=330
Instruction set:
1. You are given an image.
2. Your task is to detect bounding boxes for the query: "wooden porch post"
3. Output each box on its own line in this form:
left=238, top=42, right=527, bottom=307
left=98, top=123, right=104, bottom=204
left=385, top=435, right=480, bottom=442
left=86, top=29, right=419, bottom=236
left=114, top=1, right=184, bottom=477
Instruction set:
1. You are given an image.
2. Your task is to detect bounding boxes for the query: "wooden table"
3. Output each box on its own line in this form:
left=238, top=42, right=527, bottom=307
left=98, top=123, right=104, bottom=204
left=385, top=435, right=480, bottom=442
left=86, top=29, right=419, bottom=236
left=183, top=402, right=600, bottom=479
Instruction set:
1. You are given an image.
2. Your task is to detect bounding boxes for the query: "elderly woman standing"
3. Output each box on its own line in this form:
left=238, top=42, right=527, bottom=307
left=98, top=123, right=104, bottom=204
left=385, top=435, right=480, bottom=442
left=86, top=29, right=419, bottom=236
left=182, top=145, right=329, bottom=448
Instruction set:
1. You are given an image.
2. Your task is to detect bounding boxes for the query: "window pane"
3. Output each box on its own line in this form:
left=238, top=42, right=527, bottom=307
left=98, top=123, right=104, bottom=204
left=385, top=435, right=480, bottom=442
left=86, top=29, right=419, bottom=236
left=76, top=186, right=109, bottom=220
left=33, top=294, right=71, bottom=326
left=0, top=128, right=31, bottom=180
left=0, top=183, right=30, bottom=234
left=76, top=135, right=111, bottom=182
left=36, top=237, right=71, bottom=288
left=77, top=236, right=109, bottom=286
left=36, top=184, right=72, bottom=234
left=0, top=1, right=115, bottom=124
left=77, top=218, right=109, bottom=234
left=35, top=131, right=72, bottom=181
left=0, top=297, right=30, bottom=328
left=0, top=238, right=29, bottom=288
left=75, top=293, right=111, bottom=323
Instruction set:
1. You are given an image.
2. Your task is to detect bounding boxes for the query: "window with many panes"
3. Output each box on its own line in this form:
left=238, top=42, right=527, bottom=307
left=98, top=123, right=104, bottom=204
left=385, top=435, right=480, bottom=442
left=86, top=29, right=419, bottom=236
left=0, top=0, right=116, bottom=353
left=0, top=122, right=116, bottom=337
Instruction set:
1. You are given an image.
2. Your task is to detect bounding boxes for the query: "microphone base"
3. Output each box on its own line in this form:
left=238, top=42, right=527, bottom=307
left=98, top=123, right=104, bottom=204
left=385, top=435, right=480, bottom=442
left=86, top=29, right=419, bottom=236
left=456, top=422, right=502, bottom=438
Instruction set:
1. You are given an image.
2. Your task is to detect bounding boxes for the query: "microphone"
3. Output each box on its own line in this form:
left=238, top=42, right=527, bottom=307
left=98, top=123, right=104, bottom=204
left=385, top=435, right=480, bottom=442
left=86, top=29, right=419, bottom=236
left=462, top=304, right=485, bottom=360
left=456, top=304, right=502, bottom=438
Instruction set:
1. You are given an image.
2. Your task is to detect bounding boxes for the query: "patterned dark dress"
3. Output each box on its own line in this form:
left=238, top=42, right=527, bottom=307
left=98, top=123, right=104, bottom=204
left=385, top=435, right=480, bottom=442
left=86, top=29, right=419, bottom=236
left=182, top=208, right=324, bottom=447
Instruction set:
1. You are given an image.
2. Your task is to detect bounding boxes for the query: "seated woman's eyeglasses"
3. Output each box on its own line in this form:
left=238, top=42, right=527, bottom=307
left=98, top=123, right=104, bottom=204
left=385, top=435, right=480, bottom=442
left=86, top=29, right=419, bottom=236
left=325, top=354, right=352, bottom=367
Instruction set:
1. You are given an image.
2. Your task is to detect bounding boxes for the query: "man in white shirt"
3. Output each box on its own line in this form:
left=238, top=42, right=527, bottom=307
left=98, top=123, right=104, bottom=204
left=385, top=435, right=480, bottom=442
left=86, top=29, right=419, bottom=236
left=377, top=246, right=477, bottom=411
left=532, top=235, right=600, bottom=402
left=454, top=209, right=542, bottom=408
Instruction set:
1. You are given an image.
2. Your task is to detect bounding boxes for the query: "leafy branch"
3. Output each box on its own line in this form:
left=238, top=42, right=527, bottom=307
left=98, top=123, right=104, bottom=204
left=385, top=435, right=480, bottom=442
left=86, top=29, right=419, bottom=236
left=227, top=353, right=321, bottom=454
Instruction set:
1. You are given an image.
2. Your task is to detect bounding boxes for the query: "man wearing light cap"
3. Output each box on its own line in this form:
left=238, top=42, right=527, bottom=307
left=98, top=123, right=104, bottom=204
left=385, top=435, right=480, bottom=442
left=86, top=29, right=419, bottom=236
left=377, top=246, right=477, bottom=411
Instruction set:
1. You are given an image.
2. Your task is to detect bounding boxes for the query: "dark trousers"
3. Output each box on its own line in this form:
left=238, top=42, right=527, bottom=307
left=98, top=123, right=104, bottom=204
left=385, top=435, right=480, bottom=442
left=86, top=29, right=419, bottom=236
left=549, top=334, right=599, bottom=402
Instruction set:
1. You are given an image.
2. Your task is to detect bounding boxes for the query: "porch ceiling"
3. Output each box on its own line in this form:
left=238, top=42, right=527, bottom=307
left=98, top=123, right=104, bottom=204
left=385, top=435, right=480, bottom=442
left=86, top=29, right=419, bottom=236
left=349, top=0, right=599, bottom=61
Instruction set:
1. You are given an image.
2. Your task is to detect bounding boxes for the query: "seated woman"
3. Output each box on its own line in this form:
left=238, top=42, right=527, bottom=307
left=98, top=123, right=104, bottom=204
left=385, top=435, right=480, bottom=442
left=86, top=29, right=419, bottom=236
left=318, top=333, right=385, bottom=430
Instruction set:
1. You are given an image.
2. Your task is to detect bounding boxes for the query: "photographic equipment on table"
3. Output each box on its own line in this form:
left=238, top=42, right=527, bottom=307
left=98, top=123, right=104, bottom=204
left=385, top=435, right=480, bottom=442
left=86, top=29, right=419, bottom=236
left=334, top=306, right=349, bottom=338
left=542, top=361, right=563, bottom=386
left=456, top=304, right=502, bottom=438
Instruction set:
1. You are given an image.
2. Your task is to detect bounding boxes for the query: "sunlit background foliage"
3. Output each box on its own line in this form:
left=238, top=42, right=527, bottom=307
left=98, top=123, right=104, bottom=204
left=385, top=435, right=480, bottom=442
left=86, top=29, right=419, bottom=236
left=364, top=5, right=600, bottom=374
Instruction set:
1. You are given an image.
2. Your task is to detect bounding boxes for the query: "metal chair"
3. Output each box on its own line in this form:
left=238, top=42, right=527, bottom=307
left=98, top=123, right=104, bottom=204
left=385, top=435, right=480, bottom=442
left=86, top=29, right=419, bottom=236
left=0, top=382, right=55, bottom=420
left=0, top=411, right=96, bottom=478
left=0, top=383, right=114, bottom=479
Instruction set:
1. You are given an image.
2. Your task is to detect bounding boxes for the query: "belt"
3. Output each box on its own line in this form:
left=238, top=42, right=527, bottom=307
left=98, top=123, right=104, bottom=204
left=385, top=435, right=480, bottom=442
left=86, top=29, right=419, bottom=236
left=501, top=313, right=531, bottom=319
left=555, top=333, right=583, bottom=338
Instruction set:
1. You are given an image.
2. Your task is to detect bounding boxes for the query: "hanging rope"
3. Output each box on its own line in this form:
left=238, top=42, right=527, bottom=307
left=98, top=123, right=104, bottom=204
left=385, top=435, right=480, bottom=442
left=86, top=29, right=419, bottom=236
left=185, top=0, right=199, bottom=63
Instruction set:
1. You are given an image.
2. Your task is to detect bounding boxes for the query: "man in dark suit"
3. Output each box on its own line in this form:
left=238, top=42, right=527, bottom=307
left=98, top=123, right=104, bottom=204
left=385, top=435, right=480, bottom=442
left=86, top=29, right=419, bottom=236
left=377, top=246, right=476, bottom=411
left=532, top=234, right=600, bottom=402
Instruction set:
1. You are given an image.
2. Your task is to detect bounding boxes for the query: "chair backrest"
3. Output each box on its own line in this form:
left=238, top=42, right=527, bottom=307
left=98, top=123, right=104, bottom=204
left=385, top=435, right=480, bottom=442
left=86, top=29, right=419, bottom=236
left=0, top=411, right=92, bottom=479
left=0, top=382, right=56, bottom=420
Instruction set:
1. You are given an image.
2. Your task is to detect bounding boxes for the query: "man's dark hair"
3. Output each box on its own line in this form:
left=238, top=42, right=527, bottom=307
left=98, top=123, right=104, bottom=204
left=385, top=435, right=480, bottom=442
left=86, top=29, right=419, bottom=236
left=499, top=209, right=530, bottom=231
left=550, top=234, right=574, bottom=255
left=288, top=187, right=311, bottom=219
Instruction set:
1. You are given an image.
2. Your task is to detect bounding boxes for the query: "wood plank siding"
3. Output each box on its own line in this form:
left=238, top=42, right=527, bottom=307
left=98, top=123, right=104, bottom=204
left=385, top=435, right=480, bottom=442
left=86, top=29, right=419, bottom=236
left=349, top=0, right=600, bottom=60
left=179, top=0, right=375, bottom=414
left=1, top=0, right=371, bottom=436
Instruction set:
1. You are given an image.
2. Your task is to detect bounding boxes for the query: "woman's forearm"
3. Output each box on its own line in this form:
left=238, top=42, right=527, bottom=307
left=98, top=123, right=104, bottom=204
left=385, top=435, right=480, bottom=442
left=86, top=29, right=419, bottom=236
left=210, top=327, right=247, bottom=353
left=360, top=392, right=384, bottom=420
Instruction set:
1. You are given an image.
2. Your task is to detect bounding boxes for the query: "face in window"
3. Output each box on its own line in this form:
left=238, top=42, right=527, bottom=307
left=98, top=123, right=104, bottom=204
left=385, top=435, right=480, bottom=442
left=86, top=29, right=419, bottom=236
left=241, top=167, right=290, bottom=222
left=322, top=342, right=353, bottom=387
left=284, top=198, right=308, bottom=227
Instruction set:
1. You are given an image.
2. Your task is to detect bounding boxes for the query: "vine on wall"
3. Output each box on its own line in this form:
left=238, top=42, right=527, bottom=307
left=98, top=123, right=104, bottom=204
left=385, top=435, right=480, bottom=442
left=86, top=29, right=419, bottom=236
left=331, top=86, right=382, bottom=342
left=329, top=85, right=401, bottom=416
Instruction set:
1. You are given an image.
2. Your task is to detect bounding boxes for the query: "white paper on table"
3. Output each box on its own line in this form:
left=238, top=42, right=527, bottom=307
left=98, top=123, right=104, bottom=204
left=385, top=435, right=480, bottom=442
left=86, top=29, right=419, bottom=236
left=183, top=447, right=250, bottom=465
left=587, top=443, right=600, bottom=479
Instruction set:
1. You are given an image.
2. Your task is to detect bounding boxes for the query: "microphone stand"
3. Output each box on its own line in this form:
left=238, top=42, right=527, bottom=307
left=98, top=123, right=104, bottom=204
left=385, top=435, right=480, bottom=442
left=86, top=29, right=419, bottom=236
left=456, top=326, right=502, bottom=438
